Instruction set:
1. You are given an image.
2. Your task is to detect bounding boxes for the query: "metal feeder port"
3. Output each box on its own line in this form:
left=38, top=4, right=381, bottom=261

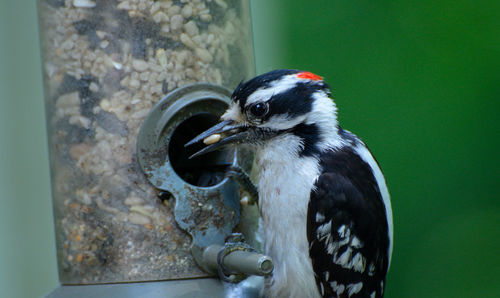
left=136, top=83, right=242, bottom=256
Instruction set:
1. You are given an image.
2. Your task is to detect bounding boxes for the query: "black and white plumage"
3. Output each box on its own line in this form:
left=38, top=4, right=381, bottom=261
left=186, top=69, right=393, bottom=298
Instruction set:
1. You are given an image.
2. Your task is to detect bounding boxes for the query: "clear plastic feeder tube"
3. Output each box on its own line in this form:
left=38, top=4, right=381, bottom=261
left=37, top=0, right=254, bottom=284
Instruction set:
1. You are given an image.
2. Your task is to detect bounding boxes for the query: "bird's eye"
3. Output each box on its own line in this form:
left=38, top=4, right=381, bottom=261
left=248, top=102, right=269, bottom=118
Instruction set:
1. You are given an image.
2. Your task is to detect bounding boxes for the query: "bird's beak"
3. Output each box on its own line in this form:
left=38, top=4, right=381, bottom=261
left=184, top=120, right=250, bottom=159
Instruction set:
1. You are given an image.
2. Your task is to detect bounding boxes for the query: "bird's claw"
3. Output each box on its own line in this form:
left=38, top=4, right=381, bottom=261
left=225, top=165, right=259, bottom=205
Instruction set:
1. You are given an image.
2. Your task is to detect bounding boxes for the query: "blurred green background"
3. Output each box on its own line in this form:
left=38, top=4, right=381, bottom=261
left=0, top=1, right=498, bottom=297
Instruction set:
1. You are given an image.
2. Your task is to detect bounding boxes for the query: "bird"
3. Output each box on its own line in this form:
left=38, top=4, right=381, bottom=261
left=185, top=69, right=393, bottom=298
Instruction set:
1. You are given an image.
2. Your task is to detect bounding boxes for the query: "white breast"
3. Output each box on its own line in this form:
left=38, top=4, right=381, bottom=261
left=255, top=134, right=322, bottom=298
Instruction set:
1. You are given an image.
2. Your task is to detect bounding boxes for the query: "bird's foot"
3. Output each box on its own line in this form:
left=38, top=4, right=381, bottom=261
left=225, top=165, right=259, bottom=205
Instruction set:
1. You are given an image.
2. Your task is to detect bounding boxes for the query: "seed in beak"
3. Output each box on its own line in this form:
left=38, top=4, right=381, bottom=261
left=203, top=133, right=221, bottom=145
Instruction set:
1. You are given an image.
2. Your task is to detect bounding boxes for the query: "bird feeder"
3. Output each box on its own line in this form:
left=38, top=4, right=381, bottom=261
left=38, top=0, right=264, bottom=296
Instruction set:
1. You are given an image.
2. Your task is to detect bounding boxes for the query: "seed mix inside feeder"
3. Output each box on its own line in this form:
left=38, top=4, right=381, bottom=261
left=38, top=0, right=254, bottom=284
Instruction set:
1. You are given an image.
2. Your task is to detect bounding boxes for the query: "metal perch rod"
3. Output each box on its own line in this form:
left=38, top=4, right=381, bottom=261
left=202, top=244, right=274, bottom=277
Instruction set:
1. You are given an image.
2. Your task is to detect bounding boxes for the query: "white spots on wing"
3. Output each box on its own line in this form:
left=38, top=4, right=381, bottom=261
left=309, top=240, right=315, bottom=250
left=370, top=291, right=377, bottom=298
left=319, top=224, right=367, bottom=272
left=351, top=253, right=366, bottom=273
left=334, top=247, right=353, bottom=267
left=351, top=236, right=363, bottom=249
left=368, top=263, right=376, bottom=276
left=338, top=225, right=354, bottom=242
left=330, top=281, right=345, bottom=295
left=316, top=220, right=332, bottom=245
left=338, top=225, right=347, bottom=237
left=346, top=282, right=363, bottom=296
left=325, top=225, right=349, bottom=254
left=321, top=224, right=366, bottom=274
left=333, top=248, right=366, bottom=273
left=316, top=212, right=325, bottom=223
left=319, top=281, right=325, bottom=296
left=326, top=242, right=336, bottom=254
left=323, top=271, right=330, bottom=281
left=317, top=221, right=368, bottom=273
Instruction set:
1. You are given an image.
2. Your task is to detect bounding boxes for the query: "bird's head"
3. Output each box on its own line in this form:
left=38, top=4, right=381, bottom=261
left=185, top=69, right=339, bottom=158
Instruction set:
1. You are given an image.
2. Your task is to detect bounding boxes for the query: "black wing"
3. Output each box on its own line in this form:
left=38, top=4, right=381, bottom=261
left=307, top=147, right=390, bottom=298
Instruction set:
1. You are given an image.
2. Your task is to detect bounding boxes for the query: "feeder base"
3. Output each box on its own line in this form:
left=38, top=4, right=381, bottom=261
left=45, top=277, right=264, bottom=298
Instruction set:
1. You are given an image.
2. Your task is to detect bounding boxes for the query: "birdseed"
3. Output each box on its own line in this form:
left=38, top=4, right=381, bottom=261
left=203, top=133, right=221, bottom=145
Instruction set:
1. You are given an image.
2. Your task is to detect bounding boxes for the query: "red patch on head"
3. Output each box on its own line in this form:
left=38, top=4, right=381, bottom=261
left=296, top=71, right=322, bottom=81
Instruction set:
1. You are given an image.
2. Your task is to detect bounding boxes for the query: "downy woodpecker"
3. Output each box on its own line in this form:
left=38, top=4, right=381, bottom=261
left=186, top=69, right=393, bottom=298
